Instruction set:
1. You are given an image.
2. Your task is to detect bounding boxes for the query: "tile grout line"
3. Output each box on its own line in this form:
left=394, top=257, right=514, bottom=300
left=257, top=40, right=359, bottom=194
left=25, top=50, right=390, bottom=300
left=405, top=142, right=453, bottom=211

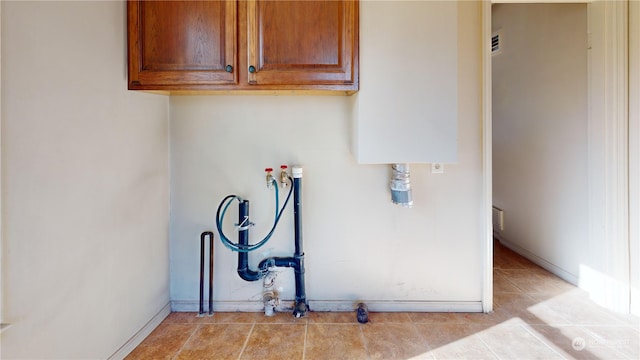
left=518, top=323, right=569, bottom=359
left=170, top=323, right=200, bottom=360
left=475, top=330, right=505, bottom=360
left=495, top=268, right=529, bottom=294
left=533, top=298, right=575, bottom=326
left=301, top=322, right=308, bottom=360
left=494, top=268, right=527, bottom=294
left=580, top=325, right=633, bottom=359
left=358, top=324, right=372, bottom=360
left=410, top=320, right=436, bottom=360
left=236, top=322, right=255, bottom=360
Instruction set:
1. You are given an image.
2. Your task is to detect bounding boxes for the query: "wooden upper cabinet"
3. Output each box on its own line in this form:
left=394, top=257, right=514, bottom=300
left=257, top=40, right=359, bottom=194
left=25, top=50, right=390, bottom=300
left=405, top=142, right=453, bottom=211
left=247, top=0, right=358, bottom=89
left=127, top=0, right=358, bottom=93
left=128, top=0, right=237, bottom=89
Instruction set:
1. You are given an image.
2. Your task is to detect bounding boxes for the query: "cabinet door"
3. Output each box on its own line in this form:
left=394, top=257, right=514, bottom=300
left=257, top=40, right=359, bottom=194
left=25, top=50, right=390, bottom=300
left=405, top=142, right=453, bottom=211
left=128, top=0, right=237, bottom=89
left=246, top=0, right=358, bottom=90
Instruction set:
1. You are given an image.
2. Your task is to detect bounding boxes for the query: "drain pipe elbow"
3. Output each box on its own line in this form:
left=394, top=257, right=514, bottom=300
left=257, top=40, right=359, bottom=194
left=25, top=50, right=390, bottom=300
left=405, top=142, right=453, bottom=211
left=237, top=266, right=262, bottom=282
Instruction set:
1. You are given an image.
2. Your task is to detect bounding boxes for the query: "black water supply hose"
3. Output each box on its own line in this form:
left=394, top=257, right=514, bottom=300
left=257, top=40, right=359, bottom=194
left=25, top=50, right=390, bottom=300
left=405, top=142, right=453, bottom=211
left=215, top=167, right=308, bottom=317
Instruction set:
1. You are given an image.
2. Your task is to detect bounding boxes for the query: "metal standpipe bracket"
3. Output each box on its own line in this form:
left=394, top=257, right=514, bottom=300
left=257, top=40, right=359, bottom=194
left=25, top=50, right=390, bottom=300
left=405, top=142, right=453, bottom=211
left=235, top=216, right=254, bottom=231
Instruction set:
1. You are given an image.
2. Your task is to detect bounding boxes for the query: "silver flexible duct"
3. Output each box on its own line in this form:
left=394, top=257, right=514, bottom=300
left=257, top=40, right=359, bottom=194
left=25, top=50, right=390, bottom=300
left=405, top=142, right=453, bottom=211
left=390, top=163, right=413, bottom=208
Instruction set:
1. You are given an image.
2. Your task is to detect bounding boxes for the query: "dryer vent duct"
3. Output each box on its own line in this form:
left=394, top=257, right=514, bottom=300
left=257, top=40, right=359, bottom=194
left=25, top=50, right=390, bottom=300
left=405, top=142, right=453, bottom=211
left=390, top=163, right=413, bottom=208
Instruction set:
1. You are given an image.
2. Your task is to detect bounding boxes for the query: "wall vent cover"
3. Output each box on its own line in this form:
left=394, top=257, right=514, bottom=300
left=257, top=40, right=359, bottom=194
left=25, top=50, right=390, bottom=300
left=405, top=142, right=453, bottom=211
left=492, top=30, right=503, bottom=55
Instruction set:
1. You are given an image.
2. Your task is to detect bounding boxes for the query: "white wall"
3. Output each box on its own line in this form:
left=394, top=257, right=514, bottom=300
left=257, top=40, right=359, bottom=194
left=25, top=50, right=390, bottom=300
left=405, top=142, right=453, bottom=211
left=492, top=3, right=588, bottom=281
left=169, top=1, right=484, bottom=311
left=1, top=1, right=170, bottom=358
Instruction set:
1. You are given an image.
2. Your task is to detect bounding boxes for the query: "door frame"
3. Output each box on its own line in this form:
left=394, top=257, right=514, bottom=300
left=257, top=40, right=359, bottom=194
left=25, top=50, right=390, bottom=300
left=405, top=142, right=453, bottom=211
left=629, top=0, right=639, bottom=316
left=481, top=0, right=631, bottom=313
left=0, top=1, right=4, bottom=326
left=481, top=0, right=493, bottom=313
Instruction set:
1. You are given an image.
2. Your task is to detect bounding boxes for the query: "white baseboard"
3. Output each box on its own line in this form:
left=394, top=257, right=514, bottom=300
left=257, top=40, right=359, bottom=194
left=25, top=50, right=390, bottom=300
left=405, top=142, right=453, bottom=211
left=171, top=300, right=265, bottom=312
left=171, top=300, right=483, bottom=313
left=108, top=302, right=171, bottom=360
left=497, top=236, right=579, bottom=285
left=309, top=300, right=483, bottom=312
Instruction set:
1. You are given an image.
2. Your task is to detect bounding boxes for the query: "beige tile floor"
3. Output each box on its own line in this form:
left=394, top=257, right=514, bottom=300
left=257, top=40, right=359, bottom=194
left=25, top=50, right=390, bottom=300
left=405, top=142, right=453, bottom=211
left=126, top=242, right=639, bottom=359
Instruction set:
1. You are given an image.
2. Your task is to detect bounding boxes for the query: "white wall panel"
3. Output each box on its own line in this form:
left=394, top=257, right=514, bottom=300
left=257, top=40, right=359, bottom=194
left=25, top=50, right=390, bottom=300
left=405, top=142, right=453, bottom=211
left=355, top=1, right=458, bottom=164
left=1, top=2, right=170, bottom=358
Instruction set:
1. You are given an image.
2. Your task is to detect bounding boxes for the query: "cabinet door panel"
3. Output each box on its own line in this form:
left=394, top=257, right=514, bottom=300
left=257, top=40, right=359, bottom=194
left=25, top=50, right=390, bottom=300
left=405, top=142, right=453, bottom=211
left=128, top=0, right=237, bottom=88
left=247, top=0, right=358, bottom=87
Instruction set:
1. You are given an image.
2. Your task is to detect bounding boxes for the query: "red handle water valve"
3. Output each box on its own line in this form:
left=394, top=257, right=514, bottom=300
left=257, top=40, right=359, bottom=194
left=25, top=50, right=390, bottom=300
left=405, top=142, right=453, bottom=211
left=279, top=165, right=290, bottom=188
left=265, top=168, right=274, bottom=189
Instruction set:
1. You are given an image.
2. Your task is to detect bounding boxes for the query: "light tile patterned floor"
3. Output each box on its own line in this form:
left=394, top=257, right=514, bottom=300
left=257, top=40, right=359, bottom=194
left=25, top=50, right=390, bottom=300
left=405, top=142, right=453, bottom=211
left=126, top=242, right=639, bottom=359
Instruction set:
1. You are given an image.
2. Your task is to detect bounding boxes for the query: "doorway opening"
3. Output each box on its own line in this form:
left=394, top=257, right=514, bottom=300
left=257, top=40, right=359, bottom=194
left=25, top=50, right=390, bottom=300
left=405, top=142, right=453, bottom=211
left=483, top=0, right=632, bottom=314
